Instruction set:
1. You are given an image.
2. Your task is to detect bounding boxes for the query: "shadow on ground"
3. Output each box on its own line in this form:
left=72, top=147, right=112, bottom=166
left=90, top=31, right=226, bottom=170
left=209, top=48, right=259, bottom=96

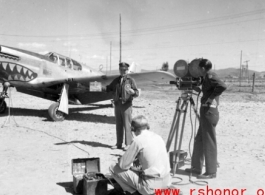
left=55, top=140, right=112, bottom=149
left=3, top=105, right=115, bottom=123
left=57, top=182, right=75, bottom=194
left=57, top=181, right=119, bottom=195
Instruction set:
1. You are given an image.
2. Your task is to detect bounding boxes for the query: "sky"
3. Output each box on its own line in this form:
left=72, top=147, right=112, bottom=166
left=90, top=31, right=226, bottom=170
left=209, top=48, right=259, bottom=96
left=0, top=0, right=265, bottom=72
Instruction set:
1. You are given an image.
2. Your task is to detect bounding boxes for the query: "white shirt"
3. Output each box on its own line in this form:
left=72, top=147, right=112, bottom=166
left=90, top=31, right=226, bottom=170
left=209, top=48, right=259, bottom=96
left=119, top=130, right=170, bottom=178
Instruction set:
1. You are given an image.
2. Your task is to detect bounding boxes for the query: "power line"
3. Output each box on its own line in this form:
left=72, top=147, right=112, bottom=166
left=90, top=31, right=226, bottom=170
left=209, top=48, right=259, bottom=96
left=0, top=9, right=265, bottom=39
left=75, top=37, right=265, bottom=52
left=2, top=16, right=264, bottom=45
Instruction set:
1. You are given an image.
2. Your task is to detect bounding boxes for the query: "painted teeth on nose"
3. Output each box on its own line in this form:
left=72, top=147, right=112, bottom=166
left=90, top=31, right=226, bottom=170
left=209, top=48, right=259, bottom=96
left=18, top=75, right=25, bottom=81
left=23, top=67, right=27, bottom=75
left=8, top=75, right=13, bottom=80
left=9, top=63, right=15, bottom=71
left=2, top=62, right=7, bottom=70
left=16, top=65, right=22, bottom=72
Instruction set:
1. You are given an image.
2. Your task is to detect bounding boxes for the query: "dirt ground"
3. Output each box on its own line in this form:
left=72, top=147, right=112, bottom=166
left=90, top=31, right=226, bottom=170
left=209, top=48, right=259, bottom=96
left=1, top=87, right=265, bottom=195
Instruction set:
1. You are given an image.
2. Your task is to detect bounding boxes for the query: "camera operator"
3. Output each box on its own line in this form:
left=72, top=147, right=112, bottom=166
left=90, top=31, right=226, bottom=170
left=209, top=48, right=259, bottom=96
left=185, top=59, right=227, bottom=179
left=109, top=115, right=175, bottom=195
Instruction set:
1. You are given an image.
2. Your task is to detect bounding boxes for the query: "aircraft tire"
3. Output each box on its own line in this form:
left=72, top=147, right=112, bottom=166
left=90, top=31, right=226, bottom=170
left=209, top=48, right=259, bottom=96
left=0, top=100, right=7, bottom=114
left=48, top=102, right=66, bottom=121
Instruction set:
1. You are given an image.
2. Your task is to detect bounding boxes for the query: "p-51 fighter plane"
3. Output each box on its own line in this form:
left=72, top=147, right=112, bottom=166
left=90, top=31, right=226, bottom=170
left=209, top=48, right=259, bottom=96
left=0, top=45, right=176, bottom=121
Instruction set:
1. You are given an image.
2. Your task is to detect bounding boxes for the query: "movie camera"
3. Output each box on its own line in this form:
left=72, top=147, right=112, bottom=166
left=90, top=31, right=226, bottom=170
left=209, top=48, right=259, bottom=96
left=170, top=59, right=204, bottom=91
left=167, top=58, right=207, bottom=176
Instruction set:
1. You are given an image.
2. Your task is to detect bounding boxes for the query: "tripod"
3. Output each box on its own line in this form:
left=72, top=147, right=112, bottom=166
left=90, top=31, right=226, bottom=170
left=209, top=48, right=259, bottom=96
left=166, top=90, right=199, bottom=176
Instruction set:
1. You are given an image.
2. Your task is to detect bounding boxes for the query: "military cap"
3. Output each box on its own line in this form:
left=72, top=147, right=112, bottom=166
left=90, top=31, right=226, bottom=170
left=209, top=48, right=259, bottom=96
left=119, top=62, right=130, bottom=70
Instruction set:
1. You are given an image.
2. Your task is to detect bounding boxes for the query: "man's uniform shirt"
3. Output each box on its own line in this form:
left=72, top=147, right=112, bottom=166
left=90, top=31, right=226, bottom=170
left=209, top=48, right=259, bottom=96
left=119, top=130, right=170, bottom=178
left=201, top=71, right=227, bottom=106
left=106, top=75, right=139, bottom=104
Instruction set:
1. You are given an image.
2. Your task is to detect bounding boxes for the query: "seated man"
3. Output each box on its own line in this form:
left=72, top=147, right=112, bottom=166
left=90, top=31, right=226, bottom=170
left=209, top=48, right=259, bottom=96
left=109, top=115, right=173, bottom=195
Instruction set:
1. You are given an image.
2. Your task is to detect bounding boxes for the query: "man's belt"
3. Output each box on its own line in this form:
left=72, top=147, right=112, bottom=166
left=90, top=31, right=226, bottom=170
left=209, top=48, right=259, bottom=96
left=201, top=104, right=218, bottom=108
left=142, top=173, right=170, bottom=181
left=142, top=175, right=164, bottom=181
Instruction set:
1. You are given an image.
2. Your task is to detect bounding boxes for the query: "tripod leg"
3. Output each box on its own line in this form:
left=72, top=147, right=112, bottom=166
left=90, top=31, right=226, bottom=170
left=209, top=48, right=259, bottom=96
left=172, top=100, right=189, bottom=175
left=166, top=98, right=181, bottom=151
left=192, top=107, right=200, bottom=121
left=171, top=99, right=187, bottom=155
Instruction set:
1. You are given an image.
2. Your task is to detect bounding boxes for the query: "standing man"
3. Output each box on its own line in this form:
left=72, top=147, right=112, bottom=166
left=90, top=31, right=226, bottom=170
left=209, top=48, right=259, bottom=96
left=185, top=59, right=227, bottom=179
left=105, top=62, right=139, bottom=150
left=109, top=115, right=173, bottom=195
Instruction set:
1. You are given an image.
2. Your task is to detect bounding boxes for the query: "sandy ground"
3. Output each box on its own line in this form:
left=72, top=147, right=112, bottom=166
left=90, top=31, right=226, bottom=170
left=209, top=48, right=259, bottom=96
left=1, top=87, right=265, bottom=195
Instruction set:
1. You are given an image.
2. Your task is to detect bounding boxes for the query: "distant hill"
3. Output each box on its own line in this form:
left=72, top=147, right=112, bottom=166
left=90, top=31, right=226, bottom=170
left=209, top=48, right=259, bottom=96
left=214, top=68, right=265, bottom=78
left=106, top=68, right=265, bottom=78
left=168, top=68, right=265, bottom=78
left=213, top=68, right=240, bottom=77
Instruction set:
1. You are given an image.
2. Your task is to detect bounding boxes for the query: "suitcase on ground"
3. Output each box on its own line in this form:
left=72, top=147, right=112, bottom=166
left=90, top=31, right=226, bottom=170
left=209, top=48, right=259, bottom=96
left=72, top=158, right=101, bottom=194
left=83, top=172, right=108, bottom=195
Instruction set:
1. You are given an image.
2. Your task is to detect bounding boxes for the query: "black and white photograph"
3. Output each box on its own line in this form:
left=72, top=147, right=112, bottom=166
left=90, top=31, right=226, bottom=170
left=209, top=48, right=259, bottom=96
left=0, top=0, right=265, bottom=195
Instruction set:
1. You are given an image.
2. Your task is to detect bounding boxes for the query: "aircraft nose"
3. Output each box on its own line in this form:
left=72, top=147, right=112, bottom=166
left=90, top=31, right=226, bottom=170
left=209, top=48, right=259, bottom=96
left=0, top=62, right=38, bottom=82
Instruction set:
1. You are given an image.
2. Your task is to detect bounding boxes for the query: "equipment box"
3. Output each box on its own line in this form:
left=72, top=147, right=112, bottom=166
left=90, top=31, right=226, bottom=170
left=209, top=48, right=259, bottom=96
left=72, top=158, right=101, bottom=194
left=169, top=150, right=188, bottom=169
left=83, top=172, right=108, bottom=195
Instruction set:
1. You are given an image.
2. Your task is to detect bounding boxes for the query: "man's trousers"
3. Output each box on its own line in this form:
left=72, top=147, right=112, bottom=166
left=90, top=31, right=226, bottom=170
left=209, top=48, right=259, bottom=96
left=114, top=100, right=133, bottom=147
left=109, top=163, right=171, bottom=195
left=191, top=106, right=219, bottom=174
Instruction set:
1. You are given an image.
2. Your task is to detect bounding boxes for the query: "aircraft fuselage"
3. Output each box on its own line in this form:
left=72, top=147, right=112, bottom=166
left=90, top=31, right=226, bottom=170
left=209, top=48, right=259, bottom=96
left=0, top=45, right=103, bottom=89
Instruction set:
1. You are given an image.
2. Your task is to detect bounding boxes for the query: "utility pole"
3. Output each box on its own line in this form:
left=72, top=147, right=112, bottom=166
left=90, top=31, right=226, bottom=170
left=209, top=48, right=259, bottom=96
left=239, top=51, right=242, bottom=87
left=110, top=41, right=112, bottom=75
left=244, top=60, right=249, bottom=83
left=119, top=14, right=122, bottom=63
left=252, top=73, right=256, bottom=93
left=106, top=56, right=108, bottom=75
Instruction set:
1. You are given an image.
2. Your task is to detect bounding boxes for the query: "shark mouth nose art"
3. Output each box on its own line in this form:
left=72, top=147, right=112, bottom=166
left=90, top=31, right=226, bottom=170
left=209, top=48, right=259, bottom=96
left=0, top=62, right=37, bottom=82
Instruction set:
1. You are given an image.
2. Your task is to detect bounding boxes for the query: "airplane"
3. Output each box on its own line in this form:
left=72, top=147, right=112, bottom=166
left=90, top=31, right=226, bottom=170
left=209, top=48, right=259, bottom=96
left=0, top=44, right=176, bottom=121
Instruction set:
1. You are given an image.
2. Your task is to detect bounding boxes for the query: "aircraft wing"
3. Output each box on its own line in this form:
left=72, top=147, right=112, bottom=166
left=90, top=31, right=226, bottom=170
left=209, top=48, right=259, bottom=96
left=35, top=70, right=176, bottom=88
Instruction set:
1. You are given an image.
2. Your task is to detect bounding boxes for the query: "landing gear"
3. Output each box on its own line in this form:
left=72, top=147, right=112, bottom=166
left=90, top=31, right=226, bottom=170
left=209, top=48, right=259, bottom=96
left=0, top=82, right=10, bottom=114
left=48, top=102, right=66, bottom=121
left=0, top=100, right=7, bottom=114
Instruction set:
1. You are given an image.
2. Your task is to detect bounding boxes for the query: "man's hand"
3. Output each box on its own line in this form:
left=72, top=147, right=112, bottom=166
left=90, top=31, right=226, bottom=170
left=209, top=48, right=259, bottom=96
left=205, top=98, right=213, bottom=105
left=133, top=158, right=140, bottom=168
left=127, top=88, right=135, bottom=95
left=193, top=86, right=201, bottom=93
left=130, top=166, right=141, bottom=172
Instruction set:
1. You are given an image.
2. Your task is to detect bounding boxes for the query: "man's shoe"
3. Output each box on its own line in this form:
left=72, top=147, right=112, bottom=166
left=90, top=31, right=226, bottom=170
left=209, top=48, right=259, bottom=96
left=197, top=172, right=216, bottom=179
left=184, top=168, right=202, bottom=175
left=125, top=191, right=141, bottom=195
left=108, top=189, right=124, bottom=195
left=111, top=145, right=122, bottom=150
left=123, top=145, right=130, bottom=151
